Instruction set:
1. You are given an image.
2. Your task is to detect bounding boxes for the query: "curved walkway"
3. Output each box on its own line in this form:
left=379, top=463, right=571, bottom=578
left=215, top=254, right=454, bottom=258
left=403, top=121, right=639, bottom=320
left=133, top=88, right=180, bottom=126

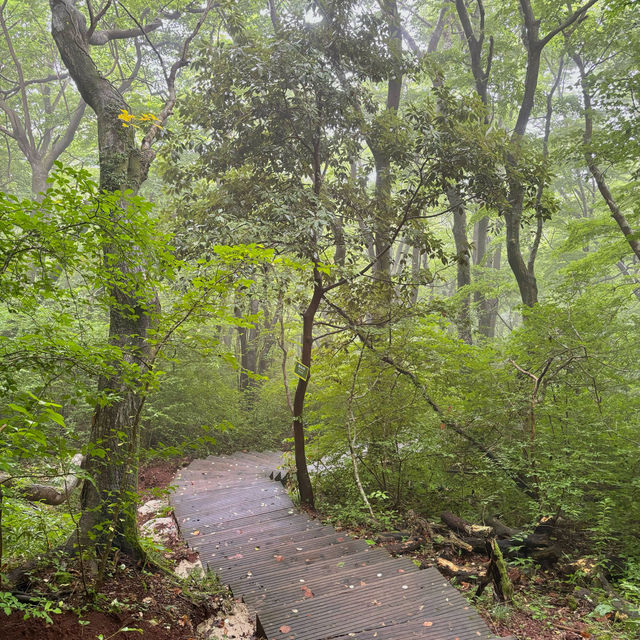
left=170, top=452, right=513, bottom=640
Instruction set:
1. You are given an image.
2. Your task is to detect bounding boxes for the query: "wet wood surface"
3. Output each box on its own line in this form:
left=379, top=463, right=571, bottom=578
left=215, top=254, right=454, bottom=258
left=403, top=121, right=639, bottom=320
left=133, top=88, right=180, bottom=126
left=171, top=452, right=513, bottom=640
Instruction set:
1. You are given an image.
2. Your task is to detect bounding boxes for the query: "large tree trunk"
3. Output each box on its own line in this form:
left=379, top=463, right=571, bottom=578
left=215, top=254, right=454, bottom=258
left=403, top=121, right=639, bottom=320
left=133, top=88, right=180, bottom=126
left=50, top=0, right=156, bottom=558
left=504, top=187, right=538, bottom=307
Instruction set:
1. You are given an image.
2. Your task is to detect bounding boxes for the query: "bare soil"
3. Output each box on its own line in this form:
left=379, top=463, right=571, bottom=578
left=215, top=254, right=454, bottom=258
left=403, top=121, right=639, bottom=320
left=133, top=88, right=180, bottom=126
left=2, top=457, right=225, bottom=640
left=3, top=552, right=222, bottom=640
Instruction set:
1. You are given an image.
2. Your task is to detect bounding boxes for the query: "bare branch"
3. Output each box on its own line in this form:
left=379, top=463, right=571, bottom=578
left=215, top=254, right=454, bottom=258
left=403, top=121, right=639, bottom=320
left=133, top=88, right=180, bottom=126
left=89, top=18, right=163, bottom=45
left=0, top=5, right=35, bottom=150
left=141, top=0, right=214, bottom=155
left=540, top=0, right=599, bottom=47
left=86, top=0, right=112, bottom=42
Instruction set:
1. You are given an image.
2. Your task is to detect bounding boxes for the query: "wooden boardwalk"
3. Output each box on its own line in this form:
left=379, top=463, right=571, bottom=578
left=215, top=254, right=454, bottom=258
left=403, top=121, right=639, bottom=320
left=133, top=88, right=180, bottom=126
left=171, top=452, right=513, bottom=640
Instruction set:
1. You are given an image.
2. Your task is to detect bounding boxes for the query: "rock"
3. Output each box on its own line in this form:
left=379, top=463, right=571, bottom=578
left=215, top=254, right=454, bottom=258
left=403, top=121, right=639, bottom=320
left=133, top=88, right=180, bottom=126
left=141, top=516, right=177, bottom=543
left=138, top=499, right=167, bottom=517
left=197, top=600, right=255, bottom=639
left=175, top=557, right=204, bottom=579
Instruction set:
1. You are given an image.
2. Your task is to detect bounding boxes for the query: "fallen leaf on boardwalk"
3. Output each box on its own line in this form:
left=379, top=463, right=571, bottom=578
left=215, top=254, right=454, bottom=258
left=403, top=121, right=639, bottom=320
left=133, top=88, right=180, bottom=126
left=423, top=621, right=433, bottom=627
left=372, top=599, right=381, bottom=606
left=192, top=530, right=200, bottom=536
left=274, top=555, right=284, bottom=562
left=360, top=581, right=366, bottom=586
left=280, top=624, right=292, bottom=633
left=301, top=585, right=314, bottom=598
left=228, top=553, right=243, bottom=560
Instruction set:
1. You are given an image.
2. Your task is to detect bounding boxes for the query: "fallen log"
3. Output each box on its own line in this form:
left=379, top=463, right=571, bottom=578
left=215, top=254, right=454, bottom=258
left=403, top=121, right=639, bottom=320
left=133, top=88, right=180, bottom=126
left=384, top=536, right=426, bottom=555
left=485, top=516, right=520, bottom=538
left=433, top=532, right=474, bottom=554
left=441, top=511, right=493, bottom=537
left=436, top=557, right=484, bottom=581
left=376, top=530, right=411, bottom=543
left=440, top=512, right=563, bottom=567
left=0, top=453, right=85, bottom=505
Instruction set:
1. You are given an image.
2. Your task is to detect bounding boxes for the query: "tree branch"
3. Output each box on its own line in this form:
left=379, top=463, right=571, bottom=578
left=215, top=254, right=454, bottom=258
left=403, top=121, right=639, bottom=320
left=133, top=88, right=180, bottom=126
left=89, top=18, right=162, bottom=45
left=325, top=300, right=538, bottom=500
left=540, top=0, right=599, bottom=47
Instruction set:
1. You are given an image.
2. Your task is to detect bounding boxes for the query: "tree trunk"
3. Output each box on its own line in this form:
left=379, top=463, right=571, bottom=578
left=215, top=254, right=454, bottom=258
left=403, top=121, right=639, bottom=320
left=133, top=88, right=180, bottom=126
left=504, top=178, right=538, bottom=307
left=448, top=187, right=472, bottom=343
left=291, top=274, right=323, bottom=509
left=371, top=0, right=402, bottom=283
left=573, top=53, right=640, bottom=263
left=473, top=216, right=498, bottom=338
left=410, top=245, right=421, bottom=305
left=50, top=0, right=156, bottom=558
left=237, top=297, right=260, bottom=392
left=502, top=0, right=599, bottom=307
left=503, top=7, right=544, bottom=308
left=30, top=162, right=49, bottom=197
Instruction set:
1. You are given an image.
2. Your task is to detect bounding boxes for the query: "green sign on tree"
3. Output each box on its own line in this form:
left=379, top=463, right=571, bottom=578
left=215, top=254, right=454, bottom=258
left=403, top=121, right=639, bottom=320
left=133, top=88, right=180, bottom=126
left=294, top=361, right=310, bottom=381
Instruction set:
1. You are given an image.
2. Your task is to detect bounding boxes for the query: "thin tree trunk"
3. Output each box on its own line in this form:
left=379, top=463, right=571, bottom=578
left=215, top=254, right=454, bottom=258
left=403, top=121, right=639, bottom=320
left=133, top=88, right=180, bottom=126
left=473, top=216, right=498, bottom=337
left=573, top=53, right=640, bottom=263
left=291, top=273, right=323, bottom=509
left=448, top=188, right=472, bottom=343
left=502, top=0, right=598, bottom=306
left=346, top=348, right=376, bottom=520
left=410, top=245, right=421, bottom=305
left=371, top=0, right=402, bottom=282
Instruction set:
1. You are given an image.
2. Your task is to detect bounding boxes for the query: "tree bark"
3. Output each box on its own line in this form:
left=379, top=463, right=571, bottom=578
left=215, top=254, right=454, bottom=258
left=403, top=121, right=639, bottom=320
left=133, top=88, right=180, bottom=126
left=502, top=0, right=598, bottom=307
left=291, top=272, right=324, bottom=509
left=473, top=216, right=499, bottom=338
left=371, top=0, right=402, bottom=283
left=50, top=0, right=158, bottom=558
left=448, top=187, right=472, bottom=343
left=50, top=0, right=211, bottom=557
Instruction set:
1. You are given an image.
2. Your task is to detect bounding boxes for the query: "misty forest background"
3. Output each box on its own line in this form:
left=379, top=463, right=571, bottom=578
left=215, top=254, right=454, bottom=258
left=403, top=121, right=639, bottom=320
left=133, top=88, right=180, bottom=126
left=1, top=0, right=640, bottom=633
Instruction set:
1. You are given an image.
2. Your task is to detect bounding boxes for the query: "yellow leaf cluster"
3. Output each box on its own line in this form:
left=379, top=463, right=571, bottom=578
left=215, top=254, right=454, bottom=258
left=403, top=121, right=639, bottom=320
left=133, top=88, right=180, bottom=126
left=117, top=109, right=163, bottom=129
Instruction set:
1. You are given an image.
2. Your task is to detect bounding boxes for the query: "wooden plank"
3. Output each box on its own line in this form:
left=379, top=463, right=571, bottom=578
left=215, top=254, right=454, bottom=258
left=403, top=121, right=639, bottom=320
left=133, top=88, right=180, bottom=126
left=170, top=453, right=507, bottom=640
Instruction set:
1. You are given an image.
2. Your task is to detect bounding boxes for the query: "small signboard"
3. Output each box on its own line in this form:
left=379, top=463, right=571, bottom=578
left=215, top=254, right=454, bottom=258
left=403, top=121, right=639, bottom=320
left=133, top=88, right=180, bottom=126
left=294, top=361, right=310, bottom=381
